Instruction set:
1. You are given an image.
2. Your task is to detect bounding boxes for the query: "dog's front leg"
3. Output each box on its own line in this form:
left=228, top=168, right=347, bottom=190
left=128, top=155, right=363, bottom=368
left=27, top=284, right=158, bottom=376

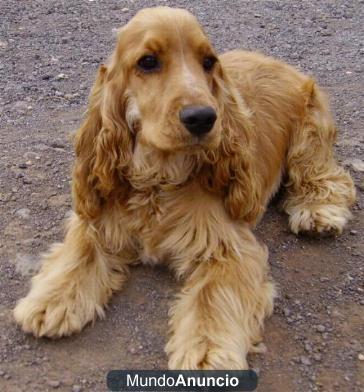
left=166, top=228, right=275, bottom=370
left=14, top=213, right=129, bottom=338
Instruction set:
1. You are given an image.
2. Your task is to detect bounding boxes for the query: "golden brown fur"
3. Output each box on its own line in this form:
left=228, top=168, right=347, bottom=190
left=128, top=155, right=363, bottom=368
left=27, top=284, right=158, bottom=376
left=14, top=7, right=356, bottom=369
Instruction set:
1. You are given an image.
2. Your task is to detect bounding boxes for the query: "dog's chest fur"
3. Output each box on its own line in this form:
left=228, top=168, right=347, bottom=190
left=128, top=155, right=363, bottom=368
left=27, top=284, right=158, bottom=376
left=126, top=184, right=188, bottom=265
left=124, top=178, right=226, bottom=272
left=124, top=146, right=201, bottom=264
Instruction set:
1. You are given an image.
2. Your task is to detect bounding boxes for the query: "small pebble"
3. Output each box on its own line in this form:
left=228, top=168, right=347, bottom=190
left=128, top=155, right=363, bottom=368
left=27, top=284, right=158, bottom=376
left=64, top=93, right=80, bottom=100
left=358, top=353, right=364, bottom=361
left=304, top=343, right=313, bottom=353
left=300, top=356, right=311, bottom=366
left=55, top=73, right=66, bottom=80
left=50, top=141, right=66, bottom=149
left=316, top=325, right=326, bottom=333
left=15, top=208, right=31, bottom=219
left=320, top=277, right=329, bottom=282
left=72, top=386, right=82, bottom=392
left=313, top=353, right=322, bottom=362
left=47, top=380, right=60, bottom=388
left=283, top=307, right=291, bottom=317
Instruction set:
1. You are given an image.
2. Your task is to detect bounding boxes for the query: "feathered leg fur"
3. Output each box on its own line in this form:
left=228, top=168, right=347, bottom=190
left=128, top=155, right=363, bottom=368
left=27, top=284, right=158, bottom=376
left=284, top=81, right=356, bottom=234
left=166, top=228, right=275, bottom=369
left=13, top=214, right=128, bottom=337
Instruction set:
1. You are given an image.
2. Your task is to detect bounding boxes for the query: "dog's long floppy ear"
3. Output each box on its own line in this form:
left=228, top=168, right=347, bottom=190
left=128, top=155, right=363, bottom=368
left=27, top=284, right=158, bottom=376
left=72, top=62, right=133, bottom=219
left=201, top=65, right=263, bottom=224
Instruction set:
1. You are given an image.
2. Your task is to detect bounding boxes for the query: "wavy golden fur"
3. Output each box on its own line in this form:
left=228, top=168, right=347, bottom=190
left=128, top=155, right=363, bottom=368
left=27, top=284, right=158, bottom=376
left=14, top=7, right=355, bottom=369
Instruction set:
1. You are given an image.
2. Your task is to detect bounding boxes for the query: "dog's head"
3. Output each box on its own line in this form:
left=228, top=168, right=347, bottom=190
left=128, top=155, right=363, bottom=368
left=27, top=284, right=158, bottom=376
left=112, top=7, right=223, bottom=151
left=73, top=7, right=261, bottom=223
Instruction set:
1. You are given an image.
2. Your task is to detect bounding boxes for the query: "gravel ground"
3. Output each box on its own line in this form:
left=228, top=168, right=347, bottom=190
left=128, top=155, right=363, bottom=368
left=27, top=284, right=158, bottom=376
left=0, top=1, right=363, bottom=391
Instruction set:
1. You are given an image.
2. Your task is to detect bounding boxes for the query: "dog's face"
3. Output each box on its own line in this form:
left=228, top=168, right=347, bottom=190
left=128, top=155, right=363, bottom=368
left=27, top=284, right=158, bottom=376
left=114, top=7, right=222, bottom=151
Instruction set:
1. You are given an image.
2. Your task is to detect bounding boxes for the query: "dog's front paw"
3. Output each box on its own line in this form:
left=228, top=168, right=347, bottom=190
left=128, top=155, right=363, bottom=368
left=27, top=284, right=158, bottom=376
left=288, top=204, right=352, bottom=235
left=166, top=339, right=248, bottom=370
left=14, top=294, right=99, bottom=338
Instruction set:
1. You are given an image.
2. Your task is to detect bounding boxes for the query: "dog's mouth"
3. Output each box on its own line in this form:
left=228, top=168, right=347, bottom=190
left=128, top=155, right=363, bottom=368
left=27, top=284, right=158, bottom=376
left=171, top=127, right=220, bottom=151
left=188, top=133, right=217, bottom=148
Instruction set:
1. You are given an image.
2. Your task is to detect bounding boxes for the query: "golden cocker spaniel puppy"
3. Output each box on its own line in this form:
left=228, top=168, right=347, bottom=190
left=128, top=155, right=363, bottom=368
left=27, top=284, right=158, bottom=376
left=14, top=7, right=356, bottom=369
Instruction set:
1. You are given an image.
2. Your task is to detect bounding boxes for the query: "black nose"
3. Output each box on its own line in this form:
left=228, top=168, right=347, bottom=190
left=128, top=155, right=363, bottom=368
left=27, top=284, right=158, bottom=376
left=179, top=106, right=217, bottom=136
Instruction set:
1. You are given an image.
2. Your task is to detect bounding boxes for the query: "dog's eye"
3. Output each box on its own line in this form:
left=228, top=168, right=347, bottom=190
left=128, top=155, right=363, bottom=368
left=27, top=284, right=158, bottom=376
left=137, top=55, right=160, bottom=73
left=203, top=56, right=217, bottom=72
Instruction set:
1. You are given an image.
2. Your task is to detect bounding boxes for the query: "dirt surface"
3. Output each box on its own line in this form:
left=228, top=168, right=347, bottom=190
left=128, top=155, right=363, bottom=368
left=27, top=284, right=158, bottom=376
left=0, top=1, right=363, bottom=391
